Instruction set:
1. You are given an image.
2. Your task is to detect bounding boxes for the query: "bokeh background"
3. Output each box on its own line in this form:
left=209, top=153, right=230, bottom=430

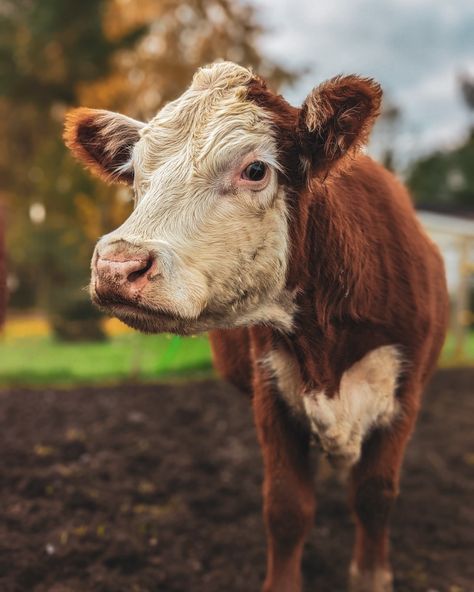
left=0, top=0, right=473, bottom=384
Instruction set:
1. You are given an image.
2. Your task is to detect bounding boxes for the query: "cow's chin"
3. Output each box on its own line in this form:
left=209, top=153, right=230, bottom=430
left=92, top=288, right=296, bottom=335
left=95, top=298, right=244, bottom=336
left=98, top=302, right=208, bottom=336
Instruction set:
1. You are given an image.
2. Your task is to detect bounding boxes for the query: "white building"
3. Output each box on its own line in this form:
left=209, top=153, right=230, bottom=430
left=417, top=211, right=474, bottom=296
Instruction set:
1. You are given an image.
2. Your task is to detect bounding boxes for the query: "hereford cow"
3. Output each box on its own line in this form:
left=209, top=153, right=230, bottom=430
left=64, top=62, right=449, bottom=592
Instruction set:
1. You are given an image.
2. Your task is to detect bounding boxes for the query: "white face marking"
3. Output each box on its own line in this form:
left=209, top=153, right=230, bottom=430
left=267, top=345, right=403, bottom=467
left=94, top=63, right=292, bottom=334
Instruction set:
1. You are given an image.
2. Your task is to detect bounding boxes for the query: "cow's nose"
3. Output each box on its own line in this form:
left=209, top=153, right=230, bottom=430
left=94, top=250, right=157, bottom=300
left=96, top=255, right=154, bottom=283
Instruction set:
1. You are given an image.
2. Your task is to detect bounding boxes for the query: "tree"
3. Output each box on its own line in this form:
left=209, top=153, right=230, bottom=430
left=407, top=74, right=474, bottom=211
left=459, top=73, right=474, bottom=112
left=0, top=0, right=145, bottom=329
left=406, top=137, right=474, bottom=210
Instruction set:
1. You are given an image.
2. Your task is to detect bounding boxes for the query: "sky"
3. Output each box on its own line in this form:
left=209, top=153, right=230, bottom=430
left=252, top=0, right=474, bottom=168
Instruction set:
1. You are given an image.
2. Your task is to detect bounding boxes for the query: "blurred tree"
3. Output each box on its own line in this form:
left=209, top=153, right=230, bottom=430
left=407, top=137, right=474, bottom=210
left=407, top=73, right=474, bottom=211
left=459, top=73, right=474, bottom=112
left=0, top=0, right=145, bottom=338
left=81, top=0, right=293, bottom=118
left=0, top=0, right=293, bottom=338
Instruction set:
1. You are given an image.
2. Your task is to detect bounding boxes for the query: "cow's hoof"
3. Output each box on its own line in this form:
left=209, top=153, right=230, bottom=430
left=349, top=562, right=393, bottom=592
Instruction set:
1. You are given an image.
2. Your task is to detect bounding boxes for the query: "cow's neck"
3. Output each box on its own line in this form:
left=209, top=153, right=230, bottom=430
left=251, top=175, right=389, bottom=394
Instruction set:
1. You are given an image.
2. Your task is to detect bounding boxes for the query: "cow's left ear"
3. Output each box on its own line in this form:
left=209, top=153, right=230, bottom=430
left=298, top=75, right=382, bottom=176
left=64, top=108, right=145, bottom=185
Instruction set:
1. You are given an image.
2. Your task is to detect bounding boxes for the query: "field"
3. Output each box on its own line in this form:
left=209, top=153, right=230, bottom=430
left=0, top=315, right=473, bottom=387
left=0, top=316, right=213, bottom=386
left=1, top=369, right=473, bottom=592
left=0, top=333, right=213, bottom=386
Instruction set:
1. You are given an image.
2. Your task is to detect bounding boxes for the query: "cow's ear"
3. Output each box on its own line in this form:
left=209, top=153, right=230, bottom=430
left=298, top=75, right=382, bottom=176
left=63, top=108, right=144, bottom=185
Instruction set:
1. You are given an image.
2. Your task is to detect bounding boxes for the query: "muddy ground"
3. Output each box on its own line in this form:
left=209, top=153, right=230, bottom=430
left=0, top=369, right=473, bottom=592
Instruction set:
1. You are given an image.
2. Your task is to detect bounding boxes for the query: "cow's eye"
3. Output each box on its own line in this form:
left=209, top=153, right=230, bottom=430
left=241, top=161, right=267, bottom=182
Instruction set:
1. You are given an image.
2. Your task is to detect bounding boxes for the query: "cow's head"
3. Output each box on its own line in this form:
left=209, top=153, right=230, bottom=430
left=64, top=62, right=381, bottom=335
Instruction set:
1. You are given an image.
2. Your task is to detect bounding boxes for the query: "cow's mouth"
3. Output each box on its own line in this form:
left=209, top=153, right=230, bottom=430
left=93, top=292, right=174, bottom=319
left=91, top=290, right=207, bottom=335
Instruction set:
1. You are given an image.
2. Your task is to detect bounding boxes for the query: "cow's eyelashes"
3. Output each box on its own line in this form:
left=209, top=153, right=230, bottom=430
left=241, top=161, right=267, bottom=182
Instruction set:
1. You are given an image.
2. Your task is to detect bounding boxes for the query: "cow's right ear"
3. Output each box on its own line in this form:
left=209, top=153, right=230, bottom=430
left=63, top=108, right=144, bottom=185
left=298, top=75, right=382, bottom=177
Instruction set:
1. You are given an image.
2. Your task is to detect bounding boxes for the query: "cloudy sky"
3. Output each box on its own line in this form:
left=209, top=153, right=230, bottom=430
left=252, top=0, right=474, bottom=168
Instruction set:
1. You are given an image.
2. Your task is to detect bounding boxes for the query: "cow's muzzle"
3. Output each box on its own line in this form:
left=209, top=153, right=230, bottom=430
left=92, top=239, right=159, bottom=304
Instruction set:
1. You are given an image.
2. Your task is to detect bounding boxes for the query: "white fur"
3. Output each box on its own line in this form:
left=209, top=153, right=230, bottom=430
left=265, top=347, right=305, bottom=413
left=349, top=561, right=393, bottom=592
left=267, top=345, right=403, bottom=467
left=93, top=62, right=292, bottom=334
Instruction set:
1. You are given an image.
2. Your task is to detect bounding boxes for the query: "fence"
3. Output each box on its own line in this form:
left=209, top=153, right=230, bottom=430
left=417, top=211, right=474, bottom=361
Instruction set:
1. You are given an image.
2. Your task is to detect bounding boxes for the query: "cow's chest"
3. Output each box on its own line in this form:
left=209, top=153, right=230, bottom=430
left=265, top=345, right=402, bottom=466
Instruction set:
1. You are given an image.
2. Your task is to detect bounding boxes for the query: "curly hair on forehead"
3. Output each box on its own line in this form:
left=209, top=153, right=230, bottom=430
left=191, top=61, right=254, bottom=91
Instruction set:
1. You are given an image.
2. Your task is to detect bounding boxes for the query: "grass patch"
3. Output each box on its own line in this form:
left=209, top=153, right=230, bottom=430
left=439, top=331, right=474, bottom=367
left=0, top=326, right=472, bottom=388
left=0, top=333, right=214, bottom=387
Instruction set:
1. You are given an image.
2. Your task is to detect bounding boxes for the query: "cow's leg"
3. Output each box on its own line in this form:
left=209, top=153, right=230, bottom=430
left=348, top=401, right=418, bottom=592
left=209, top=328, right=252, bottom=394
left=253, top=383, right=315, bottom=592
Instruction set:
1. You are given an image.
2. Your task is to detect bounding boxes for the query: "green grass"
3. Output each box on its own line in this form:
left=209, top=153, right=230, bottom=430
left=0, top=333, right=214, bottom=387
left=439, top=331, right=474, bottom=366
left=0, top=330, right=472, bottom=388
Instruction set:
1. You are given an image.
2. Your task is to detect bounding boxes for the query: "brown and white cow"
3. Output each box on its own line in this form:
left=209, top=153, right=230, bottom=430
left=64, top=62, right=449, bottom=592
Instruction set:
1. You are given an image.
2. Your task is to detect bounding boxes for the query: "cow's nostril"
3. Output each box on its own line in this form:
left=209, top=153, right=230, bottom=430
left=127, top=257, right=154, bottom=283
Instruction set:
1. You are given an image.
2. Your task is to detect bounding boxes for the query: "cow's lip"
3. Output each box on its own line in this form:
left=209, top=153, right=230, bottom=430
left=92, top=292, right=182, bottom=321
left=94, top=297, right=208, bottom=336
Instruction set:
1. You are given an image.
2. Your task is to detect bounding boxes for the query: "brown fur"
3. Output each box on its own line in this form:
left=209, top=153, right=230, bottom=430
left=210, top=74, right=448, bottom=592
left=63, top=108, right=141, bottom=184
left=209, top=327, right=252, bottom=394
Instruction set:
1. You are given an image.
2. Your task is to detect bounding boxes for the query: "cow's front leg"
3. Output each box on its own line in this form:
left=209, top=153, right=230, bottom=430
left=348, top=401, right=418, bottom=592
left=253, top=381, right=315, bottom=592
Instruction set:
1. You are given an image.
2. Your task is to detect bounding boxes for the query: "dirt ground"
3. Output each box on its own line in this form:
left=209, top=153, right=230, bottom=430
left=0, top=369, right=473, bottom=592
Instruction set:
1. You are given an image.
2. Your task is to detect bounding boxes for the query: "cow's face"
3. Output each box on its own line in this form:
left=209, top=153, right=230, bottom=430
left=65, top=62, right=381, bottom=335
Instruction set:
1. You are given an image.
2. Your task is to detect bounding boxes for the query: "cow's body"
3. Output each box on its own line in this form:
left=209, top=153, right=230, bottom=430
left=64, top=62, right=449, bottom=592
left=211, top=155, right=447, bottom=399
left=209, top=155, right=448, bottom=591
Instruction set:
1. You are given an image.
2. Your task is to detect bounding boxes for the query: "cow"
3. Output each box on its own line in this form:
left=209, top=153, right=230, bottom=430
left=64, top=62, right=449, bottom=592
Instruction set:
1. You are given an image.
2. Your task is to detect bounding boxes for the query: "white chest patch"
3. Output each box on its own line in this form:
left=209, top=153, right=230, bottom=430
left=266, top=345, right=403, bottom=467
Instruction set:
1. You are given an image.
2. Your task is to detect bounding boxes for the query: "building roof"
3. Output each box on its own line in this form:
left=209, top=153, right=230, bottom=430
left=417, top=210, right=474, bottom=239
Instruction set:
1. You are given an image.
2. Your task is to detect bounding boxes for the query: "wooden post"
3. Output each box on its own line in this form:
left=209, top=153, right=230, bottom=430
left=453, top=238, right=471, bottom=361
